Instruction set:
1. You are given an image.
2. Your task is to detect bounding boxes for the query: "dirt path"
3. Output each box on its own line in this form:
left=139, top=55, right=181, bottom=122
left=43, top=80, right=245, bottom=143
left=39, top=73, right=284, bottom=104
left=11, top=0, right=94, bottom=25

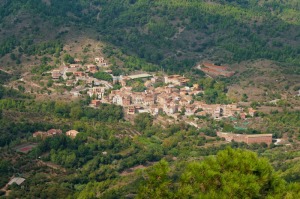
left=37, top=160, right=67, bottom=172
left=15, top=76, right=42, bottom=89
left=0, top=68, right=12, bottom=74
left=0, top=176, right=13, bottom=197
left=120, top=162, right=155, bottom=176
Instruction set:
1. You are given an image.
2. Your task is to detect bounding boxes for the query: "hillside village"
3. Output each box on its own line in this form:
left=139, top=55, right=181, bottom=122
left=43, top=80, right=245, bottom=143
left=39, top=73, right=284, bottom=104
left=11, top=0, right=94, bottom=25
left=105, top=77, right=256, bottom=122
left=29, top=52, right=294, bottom=150
left=1, top=1, right=300, bottom=198
left=49, top=57, right=257, bottom=128
left=50, top=57, right=113, bottom=96
left=39, top=58, right=272, bottom=146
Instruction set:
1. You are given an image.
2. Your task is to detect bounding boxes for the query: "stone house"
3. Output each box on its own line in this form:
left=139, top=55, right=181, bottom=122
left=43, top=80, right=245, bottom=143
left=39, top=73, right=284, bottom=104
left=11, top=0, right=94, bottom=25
left=66, top=130, right=79, bottom=138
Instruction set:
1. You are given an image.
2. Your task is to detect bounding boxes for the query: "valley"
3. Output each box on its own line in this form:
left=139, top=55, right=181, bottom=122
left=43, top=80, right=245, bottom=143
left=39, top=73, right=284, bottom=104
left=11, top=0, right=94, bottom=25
left=0, top=0, right=299, bottom=198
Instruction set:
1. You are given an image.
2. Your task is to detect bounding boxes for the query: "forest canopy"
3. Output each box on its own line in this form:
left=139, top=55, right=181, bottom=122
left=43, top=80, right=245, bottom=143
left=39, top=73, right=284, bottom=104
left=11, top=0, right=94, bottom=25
left=137, top=148, right=300, bottom=199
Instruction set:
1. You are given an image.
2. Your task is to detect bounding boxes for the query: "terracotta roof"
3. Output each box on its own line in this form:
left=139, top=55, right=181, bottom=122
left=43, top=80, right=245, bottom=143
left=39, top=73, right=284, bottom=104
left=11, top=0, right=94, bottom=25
left=247, top=134, right=272, bottom=138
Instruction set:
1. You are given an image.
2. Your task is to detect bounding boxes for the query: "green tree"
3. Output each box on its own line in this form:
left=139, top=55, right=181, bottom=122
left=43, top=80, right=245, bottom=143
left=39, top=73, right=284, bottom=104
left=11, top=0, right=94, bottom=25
left=70, top=106, right=83, bottom=120
left=63, top=54, right=75, bottom=64
left=47, top=79, right=53, bottom=87
left=10, top=53, right=16, bottom=60
left=242, top=93, right=248, bottom=102
left=204, top=89, right=218, bottom=104
left=55, top=101, right=70, bottom=117
left=93, top=72, right=113, bottom=82
left=138, top=148, right=291, bottom=199
left=178, top=148, right=286, bottom=198
left=17, top=85, right=25, bottom=92
left=134, top=113, right=153, bottom=131
left=137, top=160, right=173, bottom=199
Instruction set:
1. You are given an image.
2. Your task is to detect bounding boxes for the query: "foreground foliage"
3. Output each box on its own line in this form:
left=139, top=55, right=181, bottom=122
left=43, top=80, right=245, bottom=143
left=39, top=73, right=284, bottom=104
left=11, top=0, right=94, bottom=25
left=138, top=148, right=300, bottom=199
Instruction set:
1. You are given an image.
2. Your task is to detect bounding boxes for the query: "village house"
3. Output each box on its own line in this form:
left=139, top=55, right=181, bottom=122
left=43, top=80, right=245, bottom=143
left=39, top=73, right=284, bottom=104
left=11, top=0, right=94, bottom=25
left=180, top=87, right=190, bottom=96
left=193, top=84, right=200, bottom=91
left=111, top=86, right=131, bottom=95
left=74, top=58, right=82, bottom=63
left=144, top=80, right=153, bottom=88
left=213, top=107, right=223, bottom=119
left=112, top=94, right=132, bottom=106
left=185, top=104, right=197, bottom=116
left=164, top=75, right=190, bottom=86
left=137, top=108, right=150, bottom=114
left=149, top=106, right=162, bottom=116
left=200, top=104, right=218, bottom=116
left=69, top=64, right=81, bottom=68
left=240, top=112, right=247, bottom=120
left=181, top=95, right=193, bottom=103
left=163, top=102, right=178, bottom=115
left=172, top=113, right=181, bottom=120
left=153, top=86, right=165, bottom=94
left=70, top=86, right=85, bottom=97
left=122, top=96, right=132, bottom=106
left=52, top=70, right=62, bottom=79
left=95, top=57, right=104, bottom=63
left=248, top=108, right=257, bottom=117
left=86, top=64, right=98, bottom=73
left=222, top=104, right=243, bottom=117
left=86, top=78, right=100, bottom=87
left=95, top=57, right=108, bottom=67
left=47, top=129, right=63, bottom=136
left=100, top=96, right=110, bottom=103
left=217, top=132, right=272, bottom=145
left=179, top=99, right=189, bottom=106
left=151, top=76, right=163, bottom=84
left=143, top=95, right=156, bottom=106
left=66, top=130, right=79, bottom=139
left=66, top=80, right=76, bottom=87
left=134, top=106, right=146, bottom=114
left=157, top=93, right=170, bottom=104
left=90, top=100, right=101, bottom=107
left=112, top=76, right=121, bottom=84
left=74, top=71, right=85, bottom=77
left=87, top=86, right=106, bottom=99
left=63, top=67, right=78, bottom=80
left=165, top=86, right=173, bottom=94
left=132, top=93, right=145, bottom=105
left=196, top=111, right=207, bottom=117
left=145, top=88, right=155, bottom=95
left=127, top=106, right=136, bottom=115
left=33, top=129, right=62, bottom=139
left=32, top=131, right=45, bottom=138
left=119, top=76, right=131, bottom=87
left=117, top=91, right=153, bottom=107
left=70, top=90, right=82, bottom=97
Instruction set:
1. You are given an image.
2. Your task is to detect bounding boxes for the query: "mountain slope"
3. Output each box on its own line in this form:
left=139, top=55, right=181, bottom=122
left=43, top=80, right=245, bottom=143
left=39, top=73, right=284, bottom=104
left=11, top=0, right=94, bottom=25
left=0, top=0, right=299, bottom=73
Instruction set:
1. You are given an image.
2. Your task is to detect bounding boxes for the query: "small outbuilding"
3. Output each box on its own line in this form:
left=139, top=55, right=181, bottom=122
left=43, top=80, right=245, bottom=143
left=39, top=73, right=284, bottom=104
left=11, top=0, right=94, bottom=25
left=8, top=177, right=26, bottom=186
left=66, top=130, right=79, bottom=138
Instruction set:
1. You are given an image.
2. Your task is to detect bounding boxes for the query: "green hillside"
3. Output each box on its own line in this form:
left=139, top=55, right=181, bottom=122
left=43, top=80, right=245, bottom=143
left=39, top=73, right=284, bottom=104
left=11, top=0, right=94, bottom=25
left=1, top=1, right=300, bottom=198
left=1, top=0, right=300, bottom=72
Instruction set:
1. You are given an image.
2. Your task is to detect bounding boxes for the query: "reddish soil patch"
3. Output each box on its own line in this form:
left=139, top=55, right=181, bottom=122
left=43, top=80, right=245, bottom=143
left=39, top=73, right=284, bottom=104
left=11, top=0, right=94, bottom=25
left=14, top=143, right=38, bottom=154
left=19, top=146, right=33, bottom=153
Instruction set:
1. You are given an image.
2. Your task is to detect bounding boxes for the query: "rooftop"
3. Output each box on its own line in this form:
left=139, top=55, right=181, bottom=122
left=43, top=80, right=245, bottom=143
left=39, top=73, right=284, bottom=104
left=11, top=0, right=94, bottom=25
left=8, top=177, right=26, bottom=186
left=247, top=134, right=273, bottom=138
left=128, top=74, right=152, bottom=79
